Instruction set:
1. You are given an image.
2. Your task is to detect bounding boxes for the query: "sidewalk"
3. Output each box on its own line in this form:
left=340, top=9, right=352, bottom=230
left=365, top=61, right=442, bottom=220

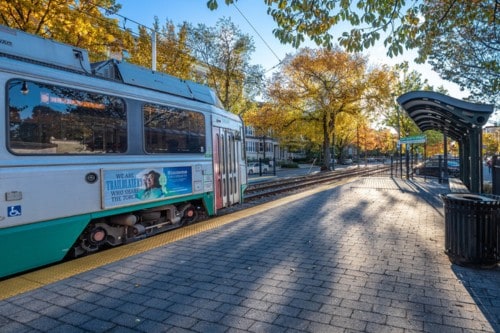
left=1, top=177, right=499, bottom=332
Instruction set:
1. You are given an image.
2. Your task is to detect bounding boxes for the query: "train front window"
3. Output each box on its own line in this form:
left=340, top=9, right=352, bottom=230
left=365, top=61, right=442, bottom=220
left=7, top=79, right=127, bottom=154
left=143, top=104, right=206, bottom=154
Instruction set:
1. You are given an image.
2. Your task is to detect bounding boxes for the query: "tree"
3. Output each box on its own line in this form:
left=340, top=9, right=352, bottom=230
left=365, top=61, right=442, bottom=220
left=335, top=112, right=362, bottom=159
left=424, top=130, right=445, bottom=157
left=0, top=0, right=131, bottom=61
left=207, top=0, right=499, bottom=106
left=483, top=132, right=500, bottom=156
left=422, top=0, right=499, bottom=105
left=374, top=128, right=396, bottom=156
left=186, top=18, right=264, bottom=114
left=157, top=20, right=193, bottom=79
left=383, top=62, right=435, bottom=158
left=127, top=25, right=153, bottom=68
left=127, top=18, right=195, bottom=80
left=385, top=62, right=426, bottom=142
left=265, top=47, right=392, bottom=169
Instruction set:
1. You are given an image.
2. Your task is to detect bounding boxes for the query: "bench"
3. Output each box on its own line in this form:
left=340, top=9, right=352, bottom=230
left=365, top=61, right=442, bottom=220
left=448, top=178, right=470, bottom=193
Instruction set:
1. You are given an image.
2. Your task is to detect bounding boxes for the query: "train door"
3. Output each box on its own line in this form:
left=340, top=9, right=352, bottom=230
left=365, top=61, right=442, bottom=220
left=213, top=127, right=241, bottom=211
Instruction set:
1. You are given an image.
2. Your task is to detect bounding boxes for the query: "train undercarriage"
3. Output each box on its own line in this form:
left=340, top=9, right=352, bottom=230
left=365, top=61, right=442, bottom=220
left=70, top=201, right=206, bottom=257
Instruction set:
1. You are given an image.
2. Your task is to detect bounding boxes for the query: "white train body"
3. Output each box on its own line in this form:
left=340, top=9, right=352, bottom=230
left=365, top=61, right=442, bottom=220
left=0, top=25, right=247, bottom=278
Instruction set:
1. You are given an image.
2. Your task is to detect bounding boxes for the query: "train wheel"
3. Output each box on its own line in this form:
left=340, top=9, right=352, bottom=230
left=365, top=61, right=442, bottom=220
left=80, top=226, right=107, bottom=253
left=181, top=205, right=198, bottom=226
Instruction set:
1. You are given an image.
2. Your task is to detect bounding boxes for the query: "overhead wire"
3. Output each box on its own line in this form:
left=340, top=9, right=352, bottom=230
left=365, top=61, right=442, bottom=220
left=75, top=1, right=220, bottom=77
left=84, top=0, right=283, bottom=75
left=231, top=2, right=282, bottom=67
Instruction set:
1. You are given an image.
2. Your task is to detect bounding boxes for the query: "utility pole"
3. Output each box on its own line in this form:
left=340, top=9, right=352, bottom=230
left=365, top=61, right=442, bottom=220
left=151, top=31, right=156, bottom=71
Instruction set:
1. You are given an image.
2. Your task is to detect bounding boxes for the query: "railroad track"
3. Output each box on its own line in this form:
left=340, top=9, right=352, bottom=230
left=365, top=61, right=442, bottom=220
left=244, top=165, right=390, bottom=201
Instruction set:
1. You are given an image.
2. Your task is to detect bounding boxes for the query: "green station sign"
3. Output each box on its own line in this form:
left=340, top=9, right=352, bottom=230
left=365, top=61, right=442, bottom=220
left=399, top=135, right=426, bottom=144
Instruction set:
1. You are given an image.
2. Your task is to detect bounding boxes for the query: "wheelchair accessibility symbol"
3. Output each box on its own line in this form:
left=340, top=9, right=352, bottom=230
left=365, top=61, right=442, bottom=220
left=8, top=205, right=22, bottom=217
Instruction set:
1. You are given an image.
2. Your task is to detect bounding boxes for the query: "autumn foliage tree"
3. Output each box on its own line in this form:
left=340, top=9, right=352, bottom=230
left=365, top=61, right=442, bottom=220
left=127, top=18, right=194, bottom=80
left=243, top=100, right=310, bottom=157
left=334, top=111, right=391, bottom=160
left=374, top=128, right=397, bottom=155
left=156, top=20, right=194, bottom=80
left=483, top=132, right=500, bottom=156
left=265, top=47, right=392, bottom=169
left=0, top=0, right=131, bottom=61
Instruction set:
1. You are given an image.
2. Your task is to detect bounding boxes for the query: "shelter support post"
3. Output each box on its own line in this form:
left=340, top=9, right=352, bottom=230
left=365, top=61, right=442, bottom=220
left=469, top=127, right=482, bottom=193
left=443, top=133, right=449, bottom=180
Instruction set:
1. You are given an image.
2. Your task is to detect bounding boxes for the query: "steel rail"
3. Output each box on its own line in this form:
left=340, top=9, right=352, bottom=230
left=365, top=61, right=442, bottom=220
left=244, top=165, right=390, bottom=201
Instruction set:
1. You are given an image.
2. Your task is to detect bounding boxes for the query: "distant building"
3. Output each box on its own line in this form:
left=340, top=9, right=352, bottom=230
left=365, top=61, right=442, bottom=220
left=244, top=126, right=279, bottom=162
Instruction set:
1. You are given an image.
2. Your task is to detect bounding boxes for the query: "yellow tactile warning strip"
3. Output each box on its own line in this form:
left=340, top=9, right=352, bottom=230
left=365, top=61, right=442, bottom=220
left=0, top=177, right=355, bottom=301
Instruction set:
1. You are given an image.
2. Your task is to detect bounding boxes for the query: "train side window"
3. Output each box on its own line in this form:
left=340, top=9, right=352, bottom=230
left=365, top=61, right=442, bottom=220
left=143, top=104, right=206, bottom=154
left=7, top=79, right=127, bottom=154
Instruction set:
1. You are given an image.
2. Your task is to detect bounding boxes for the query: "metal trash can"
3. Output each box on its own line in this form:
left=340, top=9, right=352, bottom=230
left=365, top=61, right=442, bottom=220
left=440, top=193, right=500, bottom=267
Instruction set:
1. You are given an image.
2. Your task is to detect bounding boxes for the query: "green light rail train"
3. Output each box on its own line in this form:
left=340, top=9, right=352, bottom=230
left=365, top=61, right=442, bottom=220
left=0, top=25, right=247, bottom=279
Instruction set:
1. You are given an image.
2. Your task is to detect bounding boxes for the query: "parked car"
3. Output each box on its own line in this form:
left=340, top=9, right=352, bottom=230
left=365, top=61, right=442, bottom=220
left=247, top=162, right=268, bottom=174
left=413, top=159, right=460, bottom=177
left=341, top=158, right=353, bottom=165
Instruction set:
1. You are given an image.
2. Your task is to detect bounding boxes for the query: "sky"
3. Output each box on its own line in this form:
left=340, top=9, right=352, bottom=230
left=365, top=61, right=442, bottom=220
left=115, top=0, right=468, bottom=100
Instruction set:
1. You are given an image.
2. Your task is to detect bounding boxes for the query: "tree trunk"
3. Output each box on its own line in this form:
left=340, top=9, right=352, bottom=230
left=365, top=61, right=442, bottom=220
left=322, top=112, right=331, bottom=170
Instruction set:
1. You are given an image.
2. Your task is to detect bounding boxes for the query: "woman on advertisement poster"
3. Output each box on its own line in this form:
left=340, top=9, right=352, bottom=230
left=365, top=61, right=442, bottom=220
left=136, top=170, right=164, bottom=200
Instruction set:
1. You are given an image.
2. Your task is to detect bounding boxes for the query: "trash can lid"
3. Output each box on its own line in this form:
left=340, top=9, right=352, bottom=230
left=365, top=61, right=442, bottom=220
left=445, top=193, right=497, bottom=202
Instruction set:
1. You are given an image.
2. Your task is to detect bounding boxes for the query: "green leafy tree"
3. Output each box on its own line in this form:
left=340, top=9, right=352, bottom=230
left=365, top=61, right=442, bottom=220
left=186, top=17, right=264, bottom=114
left=386, top=62, right=426, bottom=139
left=421, top=0, right=499, bottom=105
left=207, top=0, right=499, bottom=106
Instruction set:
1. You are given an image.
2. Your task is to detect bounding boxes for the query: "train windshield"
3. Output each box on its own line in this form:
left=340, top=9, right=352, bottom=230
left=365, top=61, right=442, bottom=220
left=7, top=79, right=127, bottom=154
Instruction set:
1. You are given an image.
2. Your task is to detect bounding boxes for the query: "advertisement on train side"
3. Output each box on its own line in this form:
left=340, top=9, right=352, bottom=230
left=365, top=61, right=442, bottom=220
left=102, top=166, right=192, bottom=208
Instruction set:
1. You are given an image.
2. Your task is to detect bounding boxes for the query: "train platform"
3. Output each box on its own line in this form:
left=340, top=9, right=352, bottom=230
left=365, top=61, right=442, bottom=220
left=247, top=164, right=321, bottom=184
left=1, top=176, right=500, bottom=332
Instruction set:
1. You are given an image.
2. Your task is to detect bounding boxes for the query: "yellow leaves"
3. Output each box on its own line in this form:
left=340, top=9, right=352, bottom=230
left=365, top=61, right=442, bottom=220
left=264, top=46, right=394, bottom=161
left=483, top=132, right=500, bottom=156
left=105, top=33, right=116, bottom=43
left=0, top=0, right=130, bottom=61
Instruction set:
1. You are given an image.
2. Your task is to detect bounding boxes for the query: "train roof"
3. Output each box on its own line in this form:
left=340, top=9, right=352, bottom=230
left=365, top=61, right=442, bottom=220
left=0, top=25, right=223, bottom=108
left=91, top=60, right=223, bottom=108
left=0, top=25, right=91, bottom=73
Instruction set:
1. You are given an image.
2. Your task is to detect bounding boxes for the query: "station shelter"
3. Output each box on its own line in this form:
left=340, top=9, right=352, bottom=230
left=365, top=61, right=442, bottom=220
left=397, top=91, right=495, bottom=193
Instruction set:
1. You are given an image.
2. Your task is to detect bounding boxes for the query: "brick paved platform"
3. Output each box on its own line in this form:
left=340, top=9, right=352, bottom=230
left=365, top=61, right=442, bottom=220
left=1, top=177, right=499, bottom=332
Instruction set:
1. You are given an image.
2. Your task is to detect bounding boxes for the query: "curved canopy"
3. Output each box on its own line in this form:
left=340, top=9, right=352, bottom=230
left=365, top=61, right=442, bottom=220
left=397, top=91, right=494, bottom=141
left=397, top=91, right=495, bottom=193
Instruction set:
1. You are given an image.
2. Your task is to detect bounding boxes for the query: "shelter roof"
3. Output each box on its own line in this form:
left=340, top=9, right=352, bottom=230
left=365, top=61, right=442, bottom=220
left=397, top=91, right=494, bottom=141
